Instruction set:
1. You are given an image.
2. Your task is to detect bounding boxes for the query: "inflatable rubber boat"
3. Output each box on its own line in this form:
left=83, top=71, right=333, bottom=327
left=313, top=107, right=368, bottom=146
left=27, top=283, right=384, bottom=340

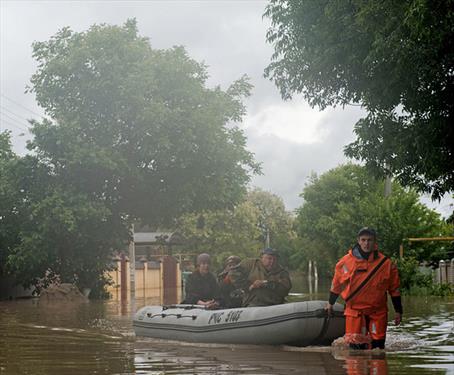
left=133, top=300, right=345, bottom=346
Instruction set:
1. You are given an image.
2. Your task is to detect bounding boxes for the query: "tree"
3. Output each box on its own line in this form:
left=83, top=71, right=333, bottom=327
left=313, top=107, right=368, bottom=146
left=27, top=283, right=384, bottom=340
left=177, top=188, right=296, bottom=268
left=246, top=188, right=296, bottom=266
left=0, top=133, right=46, bottom=280
left=4, top=19, right=259, bottom=293
left=5, top=186, right=129, bottom=294
left=177, top=202, right=263, bottom=268
left=0, top=132, right=126, bottom=293
left=28, top=19, right=259, bottom=225
left=0, top=131, right=18, bottom=274
left=295, top=164, right=450, bottom=276
left=264, top=1, right=454, bottom=200
left=247, top=188, right=293, bottom=246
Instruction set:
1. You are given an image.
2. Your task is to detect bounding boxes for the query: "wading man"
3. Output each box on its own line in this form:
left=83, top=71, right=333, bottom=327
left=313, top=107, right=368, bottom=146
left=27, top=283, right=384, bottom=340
left=326, top=227, right=402, bottom=349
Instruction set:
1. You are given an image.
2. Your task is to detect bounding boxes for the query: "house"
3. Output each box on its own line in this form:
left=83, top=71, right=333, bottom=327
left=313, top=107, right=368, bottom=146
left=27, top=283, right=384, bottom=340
left=106, top=231, right=188, bottom=304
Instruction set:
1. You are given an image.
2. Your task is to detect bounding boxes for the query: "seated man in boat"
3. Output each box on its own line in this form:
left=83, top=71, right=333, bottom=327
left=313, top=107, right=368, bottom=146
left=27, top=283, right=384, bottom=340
left=181, top=253, right=220, bottom=309
left=228, top=247, right=291, bottom=307
left=217, top=255, right=243, bottom=308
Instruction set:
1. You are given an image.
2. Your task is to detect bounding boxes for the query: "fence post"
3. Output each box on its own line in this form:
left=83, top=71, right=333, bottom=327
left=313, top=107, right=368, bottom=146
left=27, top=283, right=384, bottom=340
left=141, top=257, right=147, bottom=299
left=439, top=260, right=447, bottom=284
left=449, top=259, right=454, bottom=284
left=308, top=260, right=313, bottom=295
left=120, top=254, right=129, bottom=300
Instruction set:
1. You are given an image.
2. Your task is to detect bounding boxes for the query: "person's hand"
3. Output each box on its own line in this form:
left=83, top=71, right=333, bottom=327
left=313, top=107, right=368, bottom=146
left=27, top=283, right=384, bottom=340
left=205, top=300, right=219, bottom=310
left=394, top=312, right=402, bottom=325
left=197, top=299, right=214, bottom=306
left=249, top=280, right=267, bottom=290
left=325, top=303, right=334, bottom=317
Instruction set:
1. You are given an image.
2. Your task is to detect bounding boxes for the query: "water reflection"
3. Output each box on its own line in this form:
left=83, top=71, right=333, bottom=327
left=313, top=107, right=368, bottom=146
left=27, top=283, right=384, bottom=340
left=332, top=350, right=389, bottom=375
left=134, top=340, right=345, bottom=374
left=0, top=294, right=453, bottom=374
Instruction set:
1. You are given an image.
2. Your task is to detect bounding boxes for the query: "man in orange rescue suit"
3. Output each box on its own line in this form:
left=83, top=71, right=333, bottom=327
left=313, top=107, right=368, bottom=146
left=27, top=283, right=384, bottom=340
left=326, top=227, right=402, bottom=349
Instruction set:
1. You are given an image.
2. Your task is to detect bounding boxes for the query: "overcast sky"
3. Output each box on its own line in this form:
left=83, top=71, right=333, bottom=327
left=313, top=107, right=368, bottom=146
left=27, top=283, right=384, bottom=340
left=1, top=0, right=452, bottom=216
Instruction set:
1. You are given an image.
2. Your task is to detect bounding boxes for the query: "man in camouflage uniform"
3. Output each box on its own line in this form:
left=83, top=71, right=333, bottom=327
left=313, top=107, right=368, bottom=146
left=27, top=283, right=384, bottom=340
left=228, top=248, right=291, bottom=307
left=217, top=255, right=243, bottom=308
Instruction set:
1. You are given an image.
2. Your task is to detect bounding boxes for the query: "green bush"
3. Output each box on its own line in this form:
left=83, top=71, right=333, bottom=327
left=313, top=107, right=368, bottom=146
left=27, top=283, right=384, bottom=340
left=396, top=257, right=454, bottom=296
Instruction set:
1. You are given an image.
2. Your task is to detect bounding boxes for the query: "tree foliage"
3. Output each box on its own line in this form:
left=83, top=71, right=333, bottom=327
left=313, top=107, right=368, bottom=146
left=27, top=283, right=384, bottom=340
left=264, top=0, right=454, bottom=199
left=295, top=164, right=450, bottom=275
left=177, top=188, right=296, bottom=268
left=28, top=19, right=259, bottom=225
left=247, top=188, right=294, bottom=246
left=1, top=132, right=127, bottom=292
left=0, top=132, right=19, bottom=273
left=2, top=19, right=259, bottom=293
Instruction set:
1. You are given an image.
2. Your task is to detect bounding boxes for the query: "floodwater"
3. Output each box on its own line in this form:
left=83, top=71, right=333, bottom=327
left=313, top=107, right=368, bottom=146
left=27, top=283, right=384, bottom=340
left=0, top=288, right=453, bottom=374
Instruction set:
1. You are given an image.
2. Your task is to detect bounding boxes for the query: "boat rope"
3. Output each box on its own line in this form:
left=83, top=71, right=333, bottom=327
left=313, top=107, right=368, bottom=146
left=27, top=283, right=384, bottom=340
left=162, top=304, right=206, bottom=310
left=147, top=312, right=197, bottom=320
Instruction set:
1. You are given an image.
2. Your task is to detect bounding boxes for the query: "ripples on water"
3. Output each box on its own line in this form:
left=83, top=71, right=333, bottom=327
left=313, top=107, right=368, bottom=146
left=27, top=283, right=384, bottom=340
left=0, top=296, right=452, bottom=374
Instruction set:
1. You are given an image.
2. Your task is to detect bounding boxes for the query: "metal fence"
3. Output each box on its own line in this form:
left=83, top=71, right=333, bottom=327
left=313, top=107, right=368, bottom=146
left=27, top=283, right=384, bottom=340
left=434, top=259, right=454, bottom=284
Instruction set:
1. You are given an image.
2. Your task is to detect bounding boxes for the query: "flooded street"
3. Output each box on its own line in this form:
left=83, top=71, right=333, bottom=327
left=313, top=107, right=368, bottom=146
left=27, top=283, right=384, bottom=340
left=0, top=294, right=453, bottom=374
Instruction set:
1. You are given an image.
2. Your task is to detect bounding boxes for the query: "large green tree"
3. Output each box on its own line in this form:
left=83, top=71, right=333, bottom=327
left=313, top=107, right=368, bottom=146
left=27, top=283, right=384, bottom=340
left=28, top=19, right=259, bottom=224
left=4, top=19, right=259, bottom=293
left=264, top=0, right=454, bottom=200
left=295, top=164, right=450, bottom=275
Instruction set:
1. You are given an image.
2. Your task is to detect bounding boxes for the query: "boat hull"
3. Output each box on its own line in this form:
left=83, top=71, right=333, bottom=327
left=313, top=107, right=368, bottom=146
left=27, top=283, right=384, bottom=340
left=133, top=300, right=345, bottom=346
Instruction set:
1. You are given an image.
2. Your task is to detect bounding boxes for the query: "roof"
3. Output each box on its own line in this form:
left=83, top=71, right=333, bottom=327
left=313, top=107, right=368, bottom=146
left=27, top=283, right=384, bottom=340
left=133, top=232, right=184, bottom=245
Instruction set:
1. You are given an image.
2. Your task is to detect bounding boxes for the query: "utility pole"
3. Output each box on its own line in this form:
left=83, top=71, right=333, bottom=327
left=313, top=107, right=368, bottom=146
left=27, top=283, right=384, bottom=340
left=129, top=224, right=135, bottom=299
left=384, top=163, right=392, bottom=197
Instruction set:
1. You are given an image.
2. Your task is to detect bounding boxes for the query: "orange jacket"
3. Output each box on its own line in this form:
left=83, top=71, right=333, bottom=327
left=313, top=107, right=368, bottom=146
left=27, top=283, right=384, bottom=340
left=330, top=248, right=400, bottom=315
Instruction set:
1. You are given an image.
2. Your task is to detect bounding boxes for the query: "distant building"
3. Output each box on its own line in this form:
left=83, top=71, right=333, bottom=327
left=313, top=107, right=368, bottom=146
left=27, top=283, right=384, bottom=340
left=106, top=230, right=189, bottom=303
left=133, top=231, right=185, bottom=259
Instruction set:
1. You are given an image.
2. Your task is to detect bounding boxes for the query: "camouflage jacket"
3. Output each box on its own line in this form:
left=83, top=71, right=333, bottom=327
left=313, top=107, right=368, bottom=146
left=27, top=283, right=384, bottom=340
left=228, top=258, right=291, bottom=307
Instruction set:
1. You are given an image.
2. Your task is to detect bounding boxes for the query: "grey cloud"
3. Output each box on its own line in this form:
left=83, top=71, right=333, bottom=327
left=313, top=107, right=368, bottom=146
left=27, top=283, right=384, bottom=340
left=247, top=106, right=365, bottom=211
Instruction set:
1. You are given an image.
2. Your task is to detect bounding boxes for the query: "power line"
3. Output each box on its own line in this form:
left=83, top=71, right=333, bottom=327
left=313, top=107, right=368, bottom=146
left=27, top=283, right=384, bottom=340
left=0, top=93, right=46, bottom=119
left=0, top=105, right=33, bottom=124
left=0, top=112, right=29, bottom=131
left=0, top=118, right=28, bottom=133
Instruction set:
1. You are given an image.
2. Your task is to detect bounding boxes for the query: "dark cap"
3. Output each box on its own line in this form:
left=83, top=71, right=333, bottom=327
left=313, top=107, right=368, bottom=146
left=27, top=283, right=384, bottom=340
left=261, top=247, right=278, bottom=256
left=196, top=253, right=211, bottom=265
left=225, top=255, right=241, bottom=266
left=357, top=227, right=376, bottom=238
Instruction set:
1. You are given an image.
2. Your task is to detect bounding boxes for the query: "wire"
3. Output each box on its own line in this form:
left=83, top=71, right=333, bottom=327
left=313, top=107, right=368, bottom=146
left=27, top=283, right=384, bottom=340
left=0, top=105, right=33, bottom=123
left=0, top=94, right=46, bottom=119
left=0, top=118, right=28, bottom=132
left=0, top=112, right=29, bottom=131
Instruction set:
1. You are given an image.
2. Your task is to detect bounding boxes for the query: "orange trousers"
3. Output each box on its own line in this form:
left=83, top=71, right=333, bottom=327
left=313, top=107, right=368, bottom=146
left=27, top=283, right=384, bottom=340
left=344, top=309, right=388, bottom=345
